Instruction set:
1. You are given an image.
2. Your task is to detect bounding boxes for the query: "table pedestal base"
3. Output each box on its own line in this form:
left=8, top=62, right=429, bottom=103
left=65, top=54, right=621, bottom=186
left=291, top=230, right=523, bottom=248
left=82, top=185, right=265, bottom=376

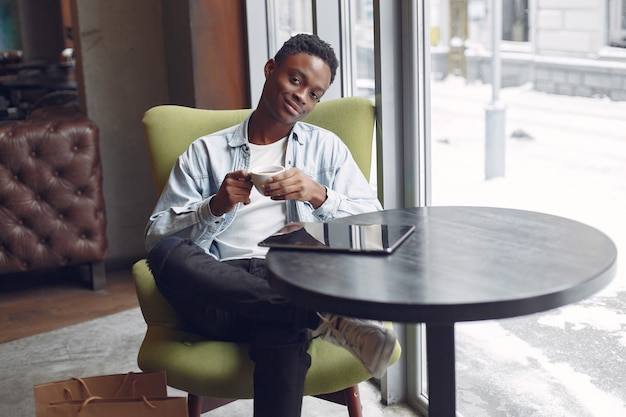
left=426, top=323, right=456, bottom=417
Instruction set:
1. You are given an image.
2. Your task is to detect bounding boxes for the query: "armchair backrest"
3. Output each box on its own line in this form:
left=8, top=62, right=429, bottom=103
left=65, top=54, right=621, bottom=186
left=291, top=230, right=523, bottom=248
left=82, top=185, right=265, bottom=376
left=141, top=96, right=375, bottom=195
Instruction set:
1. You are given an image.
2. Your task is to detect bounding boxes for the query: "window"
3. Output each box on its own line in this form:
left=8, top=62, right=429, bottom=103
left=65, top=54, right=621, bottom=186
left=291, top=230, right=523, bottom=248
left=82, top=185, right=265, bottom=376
left=430, top=0, right=626, bottom=415
left=268, top=0, right=313, bottom=53
left=353, top=0, right=375, bottom=99
left=609, top=0, right=626, bottom=47
left=503, top=0, right=529, bottom=42
left=252, top=1, right=625, bottom=415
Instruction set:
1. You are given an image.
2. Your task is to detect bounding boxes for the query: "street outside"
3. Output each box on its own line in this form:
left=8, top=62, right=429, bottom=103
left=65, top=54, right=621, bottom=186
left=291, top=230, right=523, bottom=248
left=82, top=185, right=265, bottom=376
left=429, top=76, right=626, bottom=416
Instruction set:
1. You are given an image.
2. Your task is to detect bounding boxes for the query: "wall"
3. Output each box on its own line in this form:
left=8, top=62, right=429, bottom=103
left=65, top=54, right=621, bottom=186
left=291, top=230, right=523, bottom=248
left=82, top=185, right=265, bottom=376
left=190, top=0, right=250, bottom=109
left=161, top=0, right=249, bottom=109
left=69, top=0, right=249, bottom=269
left=161, top=0, right=195, bottom=107
left=72, top=0, right=169, bottom=268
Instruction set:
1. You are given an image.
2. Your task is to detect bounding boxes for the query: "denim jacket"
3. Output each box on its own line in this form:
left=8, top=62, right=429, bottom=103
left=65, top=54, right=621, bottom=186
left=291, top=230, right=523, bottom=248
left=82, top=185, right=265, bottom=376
left=144, top=115, right=382, bottom=257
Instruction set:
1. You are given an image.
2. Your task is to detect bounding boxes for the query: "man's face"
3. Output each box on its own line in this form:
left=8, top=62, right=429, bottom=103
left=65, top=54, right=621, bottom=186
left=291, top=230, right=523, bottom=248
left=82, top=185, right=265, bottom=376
left=260, top=52, right=332, bottom=125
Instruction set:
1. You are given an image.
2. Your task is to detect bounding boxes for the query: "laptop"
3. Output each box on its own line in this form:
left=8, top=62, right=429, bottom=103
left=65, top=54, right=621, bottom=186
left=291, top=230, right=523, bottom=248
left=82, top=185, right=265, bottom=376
left=258, top=222, right=415, bottom=254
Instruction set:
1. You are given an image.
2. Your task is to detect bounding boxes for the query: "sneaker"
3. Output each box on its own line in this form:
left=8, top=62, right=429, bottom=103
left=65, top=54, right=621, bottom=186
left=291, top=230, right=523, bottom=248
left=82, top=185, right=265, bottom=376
left=312, top=314, right=397, bottom=378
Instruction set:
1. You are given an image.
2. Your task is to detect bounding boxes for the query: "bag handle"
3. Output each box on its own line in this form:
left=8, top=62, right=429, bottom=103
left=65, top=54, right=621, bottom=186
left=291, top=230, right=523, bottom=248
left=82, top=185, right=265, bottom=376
left=78, top=396, right=104, bottom=412
left=71, top=372, right=139, bottom=399
left=70, top=378, right=95, bottom=398
left=78, top=396, right=157, bottom=412
left=141, top=396, right=158, bottom=409
left=63, top=387, right=73, bottom=401
left=111, top=372, right=140, bottom=397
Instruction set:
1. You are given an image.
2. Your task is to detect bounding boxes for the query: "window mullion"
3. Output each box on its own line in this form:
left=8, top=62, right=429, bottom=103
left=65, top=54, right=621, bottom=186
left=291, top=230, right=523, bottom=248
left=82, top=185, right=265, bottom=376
left=312, top=0, right=344, bottom=100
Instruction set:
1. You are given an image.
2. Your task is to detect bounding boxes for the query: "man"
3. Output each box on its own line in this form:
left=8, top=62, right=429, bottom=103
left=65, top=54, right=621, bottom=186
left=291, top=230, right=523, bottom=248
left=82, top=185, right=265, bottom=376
left=145, top=33, right=397, bottom=417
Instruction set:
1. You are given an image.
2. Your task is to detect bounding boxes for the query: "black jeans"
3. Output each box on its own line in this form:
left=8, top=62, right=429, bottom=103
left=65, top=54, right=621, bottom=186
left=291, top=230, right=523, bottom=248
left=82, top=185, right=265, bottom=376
left=147, top=236, right=320, bottom=417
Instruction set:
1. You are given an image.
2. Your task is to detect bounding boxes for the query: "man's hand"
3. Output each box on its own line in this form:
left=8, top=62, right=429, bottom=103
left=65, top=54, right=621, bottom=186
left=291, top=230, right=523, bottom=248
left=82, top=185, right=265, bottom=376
left=209, top=170, right=253, bottom=216
left=262, top=168, right=327, bottom=208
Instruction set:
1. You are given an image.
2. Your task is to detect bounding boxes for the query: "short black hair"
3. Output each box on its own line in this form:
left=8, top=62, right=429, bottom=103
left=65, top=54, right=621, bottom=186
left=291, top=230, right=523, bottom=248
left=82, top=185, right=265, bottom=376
left=274, top=33, right=339, bottom=85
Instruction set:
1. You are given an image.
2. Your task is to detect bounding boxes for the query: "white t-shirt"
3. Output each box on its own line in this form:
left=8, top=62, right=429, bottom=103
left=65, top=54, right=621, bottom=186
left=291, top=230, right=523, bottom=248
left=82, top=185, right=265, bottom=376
left=215, top=138, right=287, bottom=260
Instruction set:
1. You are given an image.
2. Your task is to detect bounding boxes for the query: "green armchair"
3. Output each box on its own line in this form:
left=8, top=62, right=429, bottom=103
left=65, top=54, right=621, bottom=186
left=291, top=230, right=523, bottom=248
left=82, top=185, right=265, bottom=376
left=133, top=96, right=401, bottom=417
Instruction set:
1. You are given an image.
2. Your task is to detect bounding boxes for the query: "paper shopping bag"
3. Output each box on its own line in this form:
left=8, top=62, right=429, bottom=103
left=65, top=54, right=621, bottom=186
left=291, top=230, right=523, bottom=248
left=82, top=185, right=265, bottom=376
left=45, top=396, right=188, bottom=417
left=34, top=371, right=167, bottom=417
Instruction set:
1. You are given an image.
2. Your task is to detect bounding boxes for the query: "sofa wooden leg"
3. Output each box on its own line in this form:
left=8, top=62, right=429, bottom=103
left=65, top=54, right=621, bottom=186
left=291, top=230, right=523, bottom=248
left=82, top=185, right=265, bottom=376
left=89, top=261, right=106, bottom=290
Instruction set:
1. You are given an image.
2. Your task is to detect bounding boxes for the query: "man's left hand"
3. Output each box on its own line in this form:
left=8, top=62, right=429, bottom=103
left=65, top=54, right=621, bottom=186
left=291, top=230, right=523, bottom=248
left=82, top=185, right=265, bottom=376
left=262, top=168, right=328, bottom=208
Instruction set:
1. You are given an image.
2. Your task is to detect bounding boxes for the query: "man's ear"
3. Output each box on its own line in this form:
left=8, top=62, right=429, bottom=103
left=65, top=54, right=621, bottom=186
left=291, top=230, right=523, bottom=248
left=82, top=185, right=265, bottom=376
left=264, top=59, right=276, bottom=78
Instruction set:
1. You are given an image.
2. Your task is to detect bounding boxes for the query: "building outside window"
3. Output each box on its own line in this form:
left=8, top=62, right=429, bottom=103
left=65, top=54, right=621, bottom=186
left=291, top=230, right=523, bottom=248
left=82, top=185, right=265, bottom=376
left=432, top=0, right=626, bottom=100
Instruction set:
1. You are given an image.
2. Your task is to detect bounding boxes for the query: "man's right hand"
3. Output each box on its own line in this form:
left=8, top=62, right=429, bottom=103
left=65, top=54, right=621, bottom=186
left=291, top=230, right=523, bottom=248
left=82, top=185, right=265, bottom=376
left=209, top=170, right=253, bottom=216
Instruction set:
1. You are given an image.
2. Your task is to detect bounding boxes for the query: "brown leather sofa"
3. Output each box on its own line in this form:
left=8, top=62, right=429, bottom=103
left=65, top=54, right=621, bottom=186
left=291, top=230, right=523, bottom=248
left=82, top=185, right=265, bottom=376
left=0, top=105, right=108, bottom=289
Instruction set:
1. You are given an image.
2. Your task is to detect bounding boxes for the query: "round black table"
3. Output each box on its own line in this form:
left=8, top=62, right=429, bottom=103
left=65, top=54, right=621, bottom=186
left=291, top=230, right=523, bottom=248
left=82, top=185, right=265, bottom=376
left=266, top=206, right=617, bottom=417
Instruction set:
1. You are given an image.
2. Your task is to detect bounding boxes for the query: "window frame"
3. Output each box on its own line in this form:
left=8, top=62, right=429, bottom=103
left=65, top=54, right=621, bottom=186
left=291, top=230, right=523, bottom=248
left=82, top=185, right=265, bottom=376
left=609, top=0, right=626, bottom=48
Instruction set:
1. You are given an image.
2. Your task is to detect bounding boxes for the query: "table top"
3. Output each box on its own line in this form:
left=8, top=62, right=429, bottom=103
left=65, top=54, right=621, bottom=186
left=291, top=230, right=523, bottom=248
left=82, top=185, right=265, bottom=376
left=267, top=206, right=617, bottom=324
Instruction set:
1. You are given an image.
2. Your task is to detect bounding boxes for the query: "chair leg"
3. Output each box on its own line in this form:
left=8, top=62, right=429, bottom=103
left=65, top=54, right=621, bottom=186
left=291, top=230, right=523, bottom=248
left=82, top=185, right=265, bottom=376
left=344, top=385, right=363, bottom=417
left=315, top=386, right=363, bottom=417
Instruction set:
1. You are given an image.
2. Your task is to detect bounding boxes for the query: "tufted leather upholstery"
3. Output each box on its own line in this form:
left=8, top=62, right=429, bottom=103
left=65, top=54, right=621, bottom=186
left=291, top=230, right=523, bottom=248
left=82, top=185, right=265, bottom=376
left=0, top=106, right=108, bottom=289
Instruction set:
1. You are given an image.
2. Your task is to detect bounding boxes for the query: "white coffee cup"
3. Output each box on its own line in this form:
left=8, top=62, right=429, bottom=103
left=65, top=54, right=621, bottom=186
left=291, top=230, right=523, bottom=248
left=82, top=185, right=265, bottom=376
left=250, top=165, right=285, bottom=194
